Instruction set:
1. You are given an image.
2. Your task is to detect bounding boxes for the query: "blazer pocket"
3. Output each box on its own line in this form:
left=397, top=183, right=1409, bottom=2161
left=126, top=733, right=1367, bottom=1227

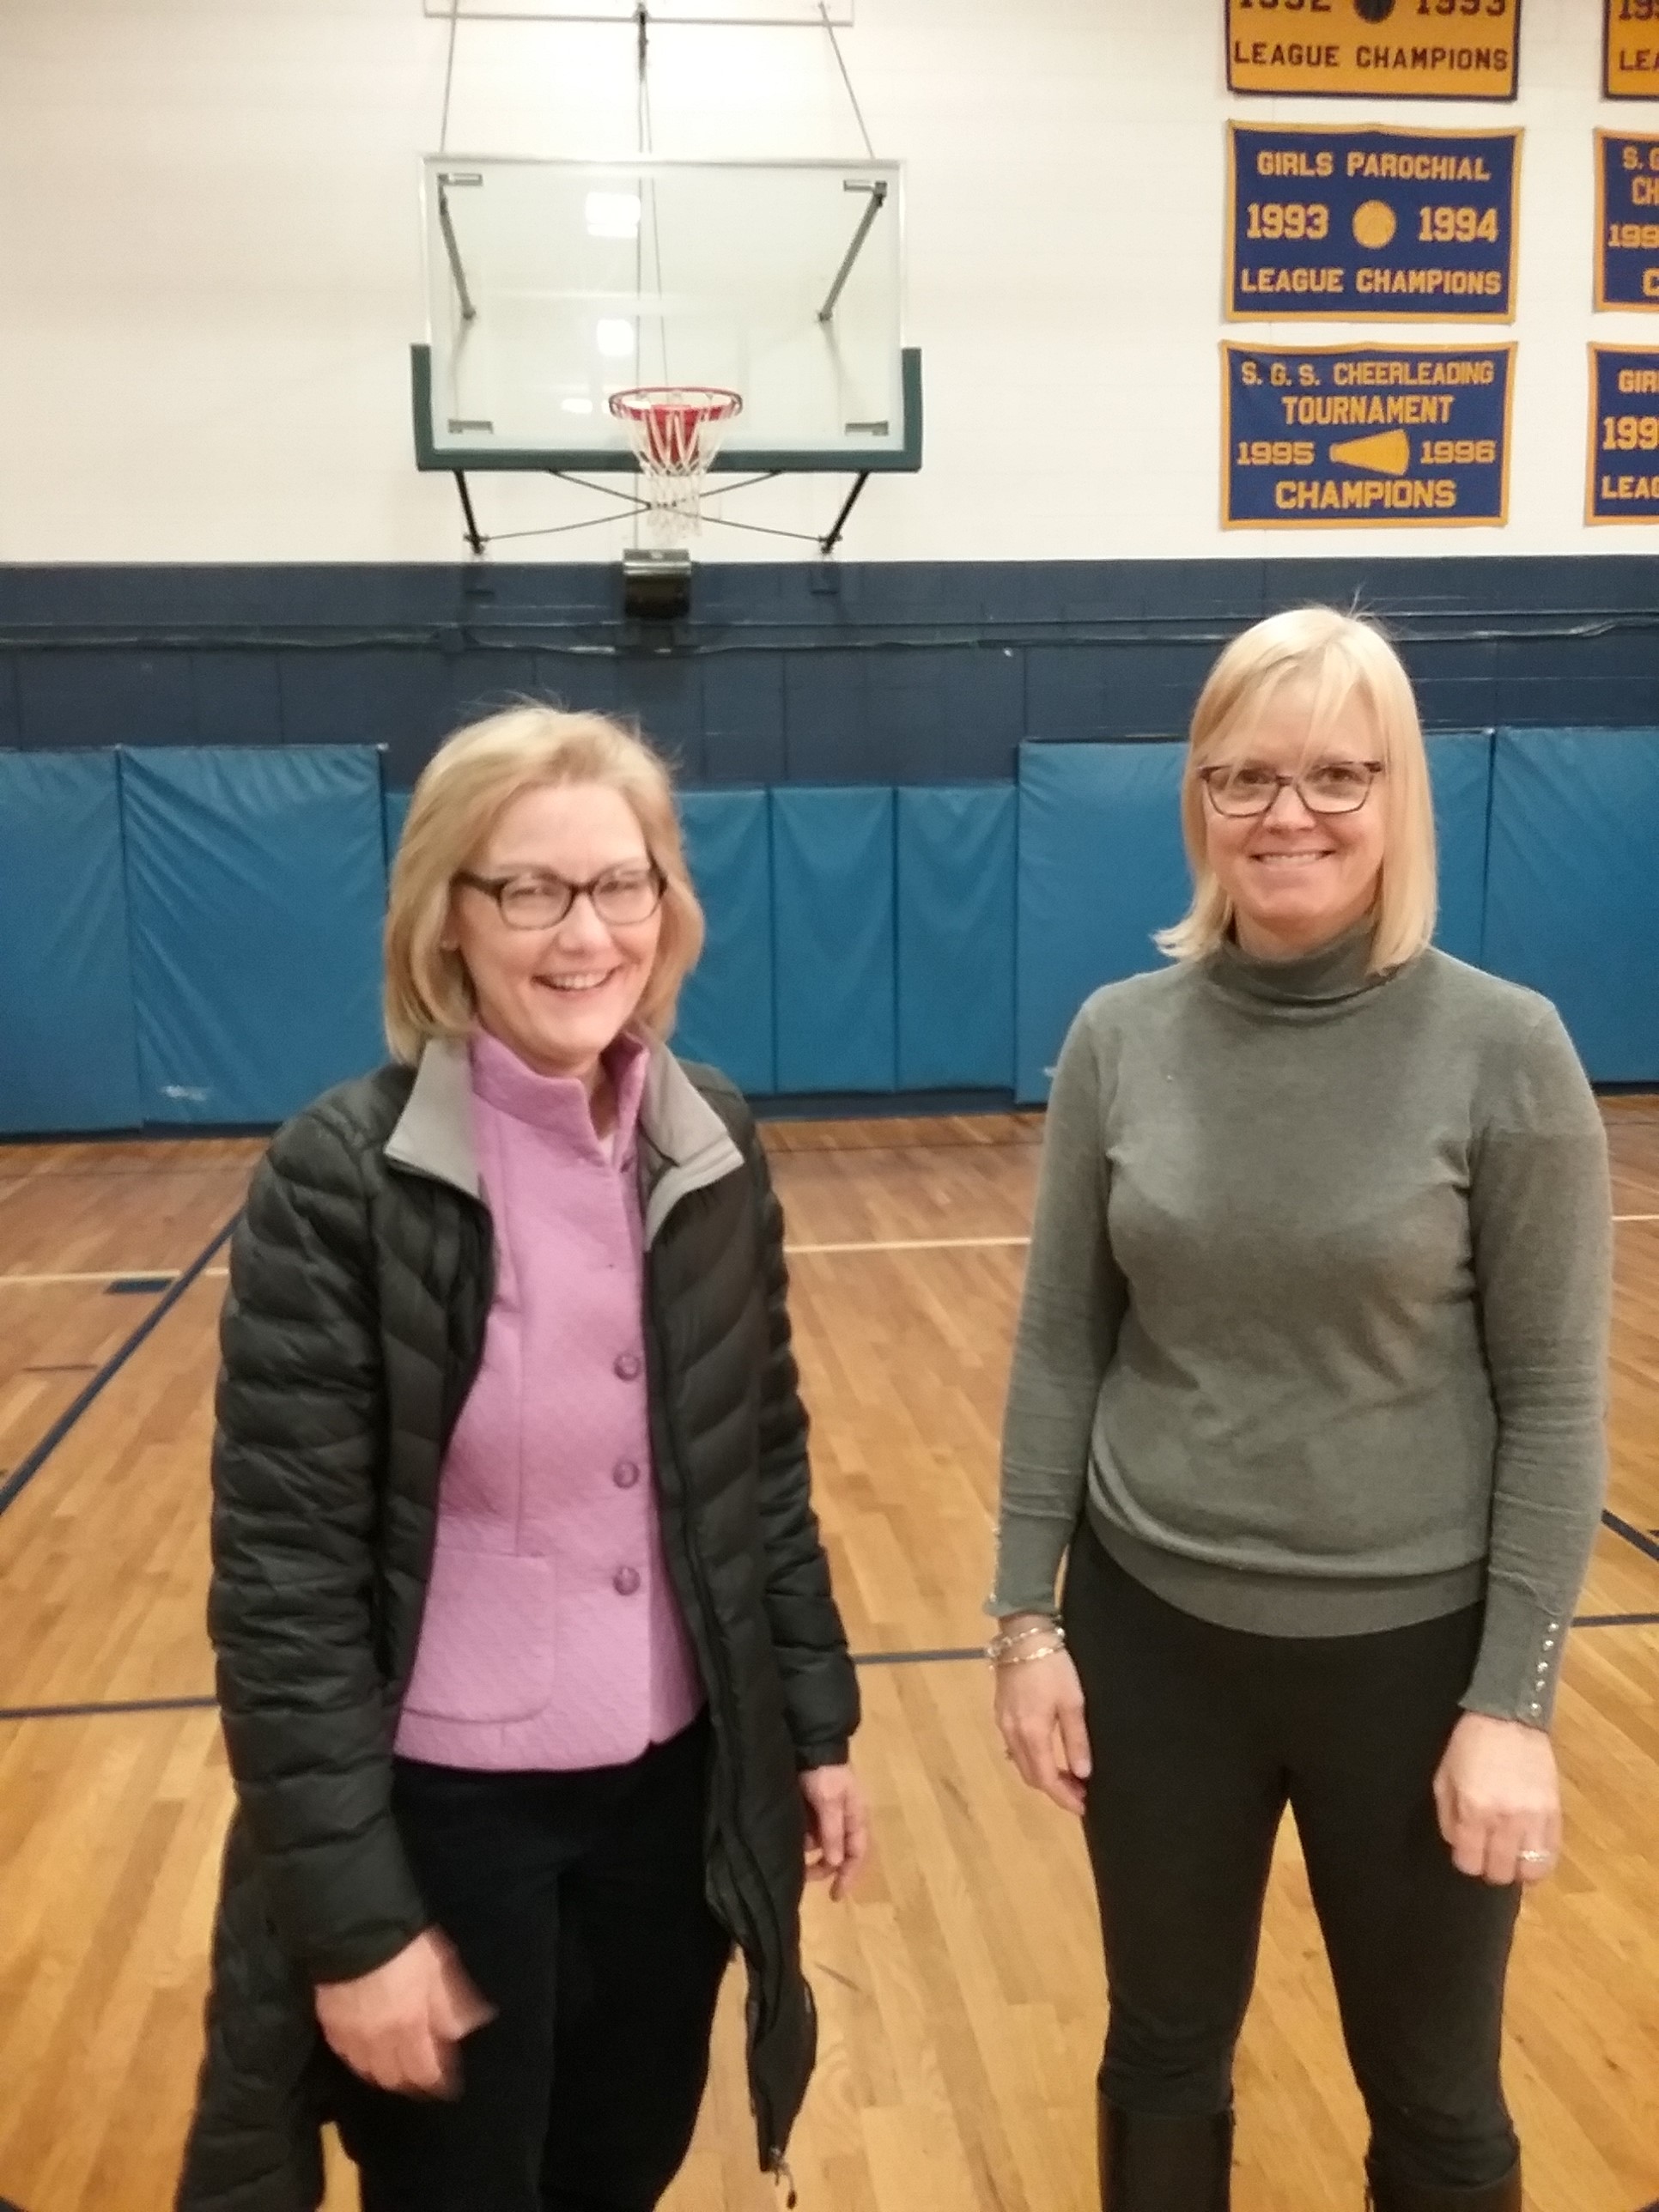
left=399, top=1547, right=556, bottom=1723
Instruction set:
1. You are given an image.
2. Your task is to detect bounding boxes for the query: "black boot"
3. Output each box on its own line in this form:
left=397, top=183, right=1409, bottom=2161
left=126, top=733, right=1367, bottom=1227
left=1364, top=2154, right=1522, bottom=2211
left=1098, top=2096, right=1233, bottom=2209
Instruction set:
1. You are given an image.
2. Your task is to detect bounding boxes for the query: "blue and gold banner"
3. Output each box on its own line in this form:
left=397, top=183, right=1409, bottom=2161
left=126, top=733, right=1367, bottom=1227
left=1596, top=133, right=1659, bottom=308
left=1587, top=346, right=1659, bottom=521
left=1606, top=0, right=1659, bottom=98
left=1227, top=0, right=1520, bottom=102
left=1222, top=343, right=1514, bottom=529
left=1229, top=127, right=1519, bottom=322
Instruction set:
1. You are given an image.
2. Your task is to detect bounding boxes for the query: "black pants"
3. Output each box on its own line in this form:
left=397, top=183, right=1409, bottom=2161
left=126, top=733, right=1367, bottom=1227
left=1063, top=1521, right=1522, bottom=2192
left=330, top=1714, right=732, bottom=2212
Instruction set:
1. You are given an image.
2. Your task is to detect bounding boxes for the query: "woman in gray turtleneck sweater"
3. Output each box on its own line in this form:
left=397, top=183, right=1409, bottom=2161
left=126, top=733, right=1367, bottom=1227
left=990, top=610, right=1611, bottom=2212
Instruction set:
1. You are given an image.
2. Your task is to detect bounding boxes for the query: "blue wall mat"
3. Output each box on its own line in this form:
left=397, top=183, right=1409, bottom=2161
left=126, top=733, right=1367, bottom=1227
left=122, top=746, right=389, bottom=1124
left=1484, top=727, right=1659, bottom=1082
left=384, top=788, right=412, bottom=867
left=1015, top=741, right=1190, bottom=1103
left=1426, top=732, right=1493, bottom=968
left=772, top=787, right=896, bottom=1094
left=896, top=785, right=1017, bottom=1089
left=675, top=791, right=775, bottom=1096
left=0, top=752, right=143, bottom=1133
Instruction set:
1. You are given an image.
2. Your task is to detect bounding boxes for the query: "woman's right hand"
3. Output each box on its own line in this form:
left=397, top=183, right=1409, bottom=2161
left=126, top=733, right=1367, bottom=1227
left=993, top=1619, right=1093, bottom=1816
left=314, top=1928, right=495, bottom=2098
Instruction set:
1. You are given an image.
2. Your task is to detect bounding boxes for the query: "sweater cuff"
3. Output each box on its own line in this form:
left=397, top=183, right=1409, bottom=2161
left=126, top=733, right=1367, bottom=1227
left=987, top=1505, right=1072, bottom=1620
left=1460, top=1576, right=1572, bottom=1728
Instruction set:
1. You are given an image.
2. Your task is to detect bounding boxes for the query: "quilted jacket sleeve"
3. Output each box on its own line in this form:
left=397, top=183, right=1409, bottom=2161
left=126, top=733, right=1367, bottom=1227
left=210, top=1107, right=429, bottom=1985
left=745, top=1127, right=861, bottom=1771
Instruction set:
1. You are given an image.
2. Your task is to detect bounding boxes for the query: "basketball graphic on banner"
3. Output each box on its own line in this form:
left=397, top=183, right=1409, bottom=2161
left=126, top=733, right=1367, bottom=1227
left=1352, top=201, right=1398, bottom=250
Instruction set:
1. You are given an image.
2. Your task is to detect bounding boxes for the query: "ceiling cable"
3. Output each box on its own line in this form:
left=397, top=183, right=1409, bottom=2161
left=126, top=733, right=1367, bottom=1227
left=439, top=0, right=462, bottom=152
left=818, top=3, right=874, bottom=160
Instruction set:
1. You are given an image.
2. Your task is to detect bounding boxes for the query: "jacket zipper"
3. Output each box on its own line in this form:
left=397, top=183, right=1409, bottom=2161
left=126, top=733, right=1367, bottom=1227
left=646, top=1291, right=792, bottom=2169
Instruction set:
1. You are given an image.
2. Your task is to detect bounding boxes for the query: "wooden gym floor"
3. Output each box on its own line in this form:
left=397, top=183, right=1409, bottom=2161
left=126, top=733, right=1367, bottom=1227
left=0, top=1103, right=1656, bottom=2212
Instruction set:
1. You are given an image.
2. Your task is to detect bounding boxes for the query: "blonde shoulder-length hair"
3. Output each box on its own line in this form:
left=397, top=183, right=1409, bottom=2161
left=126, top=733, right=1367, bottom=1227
left=384, top=705, right=706, bottom=1066
left=1156, top=605, right=1437, bottom=974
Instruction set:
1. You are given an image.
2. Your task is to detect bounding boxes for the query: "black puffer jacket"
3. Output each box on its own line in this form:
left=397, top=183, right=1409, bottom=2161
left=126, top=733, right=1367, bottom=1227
left=176, top=1038, right=859, bottom=2211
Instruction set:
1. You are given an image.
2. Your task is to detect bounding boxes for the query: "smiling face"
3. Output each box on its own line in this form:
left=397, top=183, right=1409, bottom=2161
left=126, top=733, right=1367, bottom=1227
left=446, top=781, right=664, bottom=1084
left=1201, top=684, right=1388, bottom=960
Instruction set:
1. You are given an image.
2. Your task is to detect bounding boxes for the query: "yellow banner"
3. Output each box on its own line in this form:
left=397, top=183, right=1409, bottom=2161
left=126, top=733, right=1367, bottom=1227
left=1606, top=0, right=1659, bottom=97
left=1226, top=1, right=1520, bottom=102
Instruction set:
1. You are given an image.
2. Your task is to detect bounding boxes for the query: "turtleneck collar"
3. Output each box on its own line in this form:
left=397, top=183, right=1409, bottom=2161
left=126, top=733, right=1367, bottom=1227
left=468, top=1025, right=650, bottom=1162
left=1203, top=918, right=1400, bottom=1016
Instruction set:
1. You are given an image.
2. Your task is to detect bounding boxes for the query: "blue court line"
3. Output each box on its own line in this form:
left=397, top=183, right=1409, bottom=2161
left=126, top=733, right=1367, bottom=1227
left=853, top=1646, right=981, bottom=1666
left=1602, top=1510, right=1659, bottom=1569
left=854, top=1609, right=1659, bottom=1664
left=5, top=1608, right=1659, bottom=1724
left=0, top=1694, right=217, bottom=1723
left=0, top=1216, right=240, bottom=1521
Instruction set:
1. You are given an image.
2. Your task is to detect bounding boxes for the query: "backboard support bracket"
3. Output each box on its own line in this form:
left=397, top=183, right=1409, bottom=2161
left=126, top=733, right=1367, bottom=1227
left=817, top=179, right=889, bottom=325
left=435, top=178, right=481, bottom=322
left=438, top=459, right=884, bottom=561
left=818, top=472, right=870, bottom=556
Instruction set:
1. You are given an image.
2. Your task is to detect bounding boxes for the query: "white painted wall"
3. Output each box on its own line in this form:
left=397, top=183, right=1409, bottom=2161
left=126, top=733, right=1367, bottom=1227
left=0, top=0, right=1648, bottom=562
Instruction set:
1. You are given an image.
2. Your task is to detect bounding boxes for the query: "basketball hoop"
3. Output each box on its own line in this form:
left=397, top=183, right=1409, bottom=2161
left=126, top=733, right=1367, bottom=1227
left=608, top=386, right=744, bottom=542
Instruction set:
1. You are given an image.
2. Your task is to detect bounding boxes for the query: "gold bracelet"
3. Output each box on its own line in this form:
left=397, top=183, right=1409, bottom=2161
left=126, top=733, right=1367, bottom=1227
left=989, top=1631, right=1068, bottom=1668
left=985, top=1620, right=1061, bottom=1662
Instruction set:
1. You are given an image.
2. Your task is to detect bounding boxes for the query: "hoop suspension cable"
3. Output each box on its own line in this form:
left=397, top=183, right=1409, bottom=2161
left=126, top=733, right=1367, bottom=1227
left=819, top=2, right=874, bottom=161
left=440, top=0, right=462, bottom=153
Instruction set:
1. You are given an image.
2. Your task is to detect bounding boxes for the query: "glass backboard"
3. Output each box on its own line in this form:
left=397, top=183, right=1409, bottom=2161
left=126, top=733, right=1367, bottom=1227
left=412, top=155, right=916, bottom=473
left=422, top=2, right=851, bottom=21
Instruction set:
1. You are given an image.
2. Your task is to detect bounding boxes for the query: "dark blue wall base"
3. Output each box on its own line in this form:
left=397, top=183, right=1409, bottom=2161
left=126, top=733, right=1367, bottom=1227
left=3, top=556, right=1658, bottom=787
left=746, top=1087, right=1018, bottom=1121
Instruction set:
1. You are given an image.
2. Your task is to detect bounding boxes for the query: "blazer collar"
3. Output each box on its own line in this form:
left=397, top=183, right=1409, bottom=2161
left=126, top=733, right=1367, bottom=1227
left=384, top=1033, right=745, bottom=1248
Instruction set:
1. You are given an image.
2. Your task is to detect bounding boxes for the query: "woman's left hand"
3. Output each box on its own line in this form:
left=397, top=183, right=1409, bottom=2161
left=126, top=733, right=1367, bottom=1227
left=1432, top=1711, right=1562, bottom=1887
left=799, top=1764, right=872, bottom=1901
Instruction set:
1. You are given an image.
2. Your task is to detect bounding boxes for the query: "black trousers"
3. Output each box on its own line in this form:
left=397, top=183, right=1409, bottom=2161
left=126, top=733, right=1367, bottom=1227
left=330, top=1714, right=732, bottom=2212
left=1063, top=1521, right=1522, bottom=2192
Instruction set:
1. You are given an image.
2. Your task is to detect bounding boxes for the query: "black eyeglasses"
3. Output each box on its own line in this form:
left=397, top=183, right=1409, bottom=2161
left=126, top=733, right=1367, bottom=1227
left=455, top=864, right=666, bottom=931
left=1198, top=760, right=1385, bottom=818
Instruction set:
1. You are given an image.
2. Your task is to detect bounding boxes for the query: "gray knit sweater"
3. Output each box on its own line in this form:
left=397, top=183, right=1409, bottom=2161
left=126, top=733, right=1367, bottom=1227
left=993, top=928, right=1612, bottom=1726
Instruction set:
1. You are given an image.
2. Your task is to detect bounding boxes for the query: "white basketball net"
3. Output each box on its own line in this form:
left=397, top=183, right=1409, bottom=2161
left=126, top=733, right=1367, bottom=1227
left=609, top=386, right=744, bottom=544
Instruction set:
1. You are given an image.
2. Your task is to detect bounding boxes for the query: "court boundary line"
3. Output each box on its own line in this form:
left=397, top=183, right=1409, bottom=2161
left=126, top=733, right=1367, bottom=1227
left=7, top=1607, right=1659, bottom=1725
left=1601, top=1511, right=1659, bottom=1569
left=0, top=1210, right=1654, bottom=1285
left=0, top=1217, right=240, bottom=1521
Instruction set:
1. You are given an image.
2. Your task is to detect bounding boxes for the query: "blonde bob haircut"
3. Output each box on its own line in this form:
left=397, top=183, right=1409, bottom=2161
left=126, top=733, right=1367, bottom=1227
left=1157, top=605, right=1437, bottom=975
left=384, top=705, right=705, bottom=1066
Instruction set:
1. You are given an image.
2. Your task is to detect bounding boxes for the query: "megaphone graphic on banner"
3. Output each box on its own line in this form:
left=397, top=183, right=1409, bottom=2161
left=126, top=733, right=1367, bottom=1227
left=1328, top=430, right=1412, bottom=477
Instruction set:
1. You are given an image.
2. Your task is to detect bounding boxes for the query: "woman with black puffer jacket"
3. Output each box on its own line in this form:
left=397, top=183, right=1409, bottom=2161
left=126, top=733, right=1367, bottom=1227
left=177, top=706, right=866, bottom=2212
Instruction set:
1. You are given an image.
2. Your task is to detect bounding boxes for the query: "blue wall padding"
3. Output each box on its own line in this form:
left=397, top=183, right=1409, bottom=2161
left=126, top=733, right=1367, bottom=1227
left=1484, top=727, right=1659, bottom=1082
left=896, top=786, right=1017, bottom=1089
left=122, top=746, right=388, bottom=1124
left=771, top=787, right=896, bottom=1094
left=675, top=791, right=776, bottom=1096
left=384, top=788, right=412, bottom=869
left=1426, top=732, right=1493, bottom=968
left=0, top=752, right=143, bottom=1133
left=1015, top=741, right=1189, bottom=1103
